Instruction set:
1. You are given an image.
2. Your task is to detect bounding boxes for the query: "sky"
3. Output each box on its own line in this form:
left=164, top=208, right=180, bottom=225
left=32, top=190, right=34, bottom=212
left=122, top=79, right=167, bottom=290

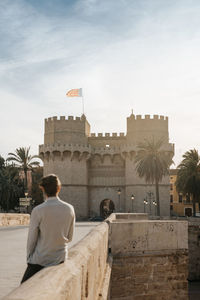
left=1, top=0, right=200, bottom=166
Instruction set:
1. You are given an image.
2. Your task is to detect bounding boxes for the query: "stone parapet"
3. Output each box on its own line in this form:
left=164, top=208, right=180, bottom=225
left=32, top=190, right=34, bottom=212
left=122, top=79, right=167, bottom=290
left=110, top=220, right=188, bottom=256
left=4, top=222, right=110, bottom=300
left=39, top=143, right=91, bottom=154
left=114, top=213, right=148, bottom=221
left=188, top=223, right=200, bottom=280
left=128, top=114, right=169, bottom=121
left=110, top=219, right=188, bottom=300
left=0, top=214, right=30, bottom=226
left=90, top=133, right=125, bottom=138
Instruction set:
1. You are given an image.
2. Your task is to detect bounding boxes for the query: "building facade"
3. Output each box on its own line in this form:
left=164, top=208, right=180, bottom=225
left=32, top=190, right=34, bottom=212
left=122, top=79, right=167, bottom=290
left=39, top=113, right=174, bottom=219
left=170, top=169, right=199, bottom=217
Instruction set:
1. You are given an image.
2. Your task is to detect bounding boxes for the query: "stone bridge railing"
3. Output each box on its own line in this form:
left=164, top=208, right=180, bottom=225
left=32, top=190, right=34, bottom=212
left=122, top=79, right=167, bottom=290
left=4, top=222, right=111, bottom=300
left=4, top=214, right=190, bottom=300
left=0, top=213, right=30, bottom=226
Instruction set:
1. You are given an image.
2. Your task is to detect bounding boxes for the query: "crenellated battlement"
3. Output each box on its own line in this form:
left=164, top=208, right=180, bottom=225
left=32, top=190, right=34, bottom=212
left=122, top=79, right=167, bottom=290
left=42, top=113, right=170, bottom=147
left=45, top=115, right=84, bottom=122
left=128, top=114, right=168, bottom=121
left=90, top=132, right=125, bottom=138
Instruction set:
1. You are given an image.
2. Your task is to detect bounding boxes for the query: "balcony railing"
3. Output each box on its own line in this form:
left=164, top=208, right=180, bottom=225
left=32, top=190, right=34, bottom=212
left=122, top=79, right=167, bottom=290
left=183, top=200, right=192, bottom=204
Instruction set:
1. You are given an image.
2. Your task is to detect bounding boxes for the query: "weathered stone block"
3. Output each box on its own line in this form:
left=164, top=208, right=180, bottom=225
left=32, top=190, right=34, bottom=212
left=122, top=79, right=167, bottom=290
left=110, top=220, right=188, bottom=256
left=110, top=219, right=188, bottom=300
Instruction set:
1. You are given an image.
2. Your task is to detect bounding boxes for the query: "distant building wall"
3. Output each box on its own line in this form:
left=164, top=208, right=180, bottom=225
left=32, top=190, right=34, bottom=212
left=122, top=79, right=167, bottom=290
left=170, top=169, right=199, bottom=217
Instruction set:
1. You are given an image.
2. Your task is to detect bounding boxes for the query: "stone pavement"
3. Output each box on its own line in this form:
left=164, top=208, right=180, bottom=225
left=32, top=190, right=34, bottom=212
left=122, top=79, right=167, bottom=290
left=0, top=222, right=99, bottom=299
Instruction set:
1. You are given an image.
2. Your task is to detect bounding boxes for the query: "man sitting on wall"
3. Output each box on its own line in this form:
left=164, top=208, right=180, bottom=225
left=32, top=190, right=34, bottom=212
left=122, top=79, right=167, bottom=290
left=21, top=174, right=75, bottom=283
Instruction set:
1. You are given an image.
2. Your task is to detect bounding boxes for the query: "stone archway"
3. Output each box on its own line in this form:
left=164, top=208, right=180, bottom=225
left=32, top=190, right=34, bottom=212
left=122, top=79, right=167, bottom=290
left=100, top=199, right=115, bottom=219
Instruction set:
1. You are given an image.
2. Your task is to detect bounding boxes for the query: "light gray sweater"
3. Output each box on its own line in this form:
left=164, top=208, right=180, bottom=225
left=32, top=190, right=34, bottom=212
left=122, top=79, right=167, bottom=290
left=27, top=196, right=75, bottom=267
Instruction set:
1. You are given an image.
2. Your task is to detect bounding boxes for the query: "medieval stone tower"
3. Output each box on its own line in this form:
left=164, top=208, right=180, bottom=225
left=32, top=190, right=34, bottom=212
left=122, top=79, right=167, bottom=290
left=39, top=113, right=174, bottom=219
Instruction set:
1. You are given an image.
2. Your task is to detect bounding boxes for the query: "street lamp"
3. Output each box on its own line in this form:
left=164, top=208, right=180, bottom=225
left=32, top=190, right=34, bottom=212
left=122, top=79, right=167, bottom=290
left=117, top=188, right=121, bottom=212
left=131, top=194, right=135, bottom=212
left=147, top=191, right=154, bottom=215
left=25, top=191, right=28, bottom=213
left=153, top=200, right=157, bottom=216
left=144, top=198, right=148, bottom=213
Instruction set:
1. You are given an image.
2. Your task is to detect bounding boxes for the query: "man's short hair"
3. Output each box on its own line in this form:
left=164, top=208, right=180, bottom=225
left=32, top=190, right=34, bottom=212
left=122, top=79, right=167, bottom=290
left=39, top=174, right=61, bottom=197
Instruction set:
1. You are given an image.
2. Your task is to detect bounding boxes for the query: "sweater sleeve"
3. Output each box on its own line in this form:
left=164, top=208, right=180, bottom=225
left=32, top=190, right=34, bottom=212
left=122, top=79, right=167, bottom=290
left=67, top=208, right=75, bottom=243
left=27, top=208, right=40, bottom=261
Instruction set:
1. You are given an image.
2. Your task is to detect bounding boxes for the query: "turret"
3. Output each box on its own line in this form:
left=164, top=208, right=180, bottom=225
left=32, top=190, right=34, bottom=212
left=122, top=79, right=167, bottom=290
left=127, top=113, right=169, bottom=143
left=44, top=115, right=90, bottom=145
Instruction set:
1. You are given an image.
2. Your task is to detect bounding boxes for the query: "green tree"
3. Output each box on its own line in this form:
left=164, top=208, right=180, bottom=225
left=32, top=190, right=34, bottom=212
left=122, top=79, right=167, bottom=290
left=176, top=149, right=200, bottom=217
left=7, top=147, right=40, bottom=193
left=31, top=166, right=43, bottom=207
left=0, top=155, right=5, bottom=169
left=0, top=156, right=24, bottom=211
left=134, top=138, right=173, bottom=216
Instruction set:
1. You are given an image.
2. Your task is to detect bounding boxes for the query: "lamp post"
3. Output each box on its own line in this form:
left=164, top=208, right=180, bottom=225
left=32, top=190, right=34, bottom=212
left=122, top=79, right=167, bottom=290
left=25, top=191, right=28, bottom=213
left=153, top=200, right=157, bottom=216
left=117, top=188, right=121, bottom=212
left=144, top=198, right=148, bottom=213
left=131, top=194, right=135, bottom=212
left=147, top=191, right=154, bottom=215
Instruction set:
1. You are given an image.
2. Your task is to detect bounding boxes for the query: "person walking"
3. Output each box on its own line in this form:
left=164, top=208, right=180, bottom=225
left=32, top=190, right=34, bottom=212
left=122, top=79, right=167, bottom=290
left=21, top=174, right=75, bottom=283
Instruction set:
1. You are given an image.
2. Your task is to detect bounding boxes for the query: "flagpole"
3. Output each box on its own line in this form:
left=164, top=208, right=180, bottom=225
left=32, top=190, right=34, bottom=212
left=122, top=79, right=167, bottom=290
left=81, top=89, right=85, bottom=115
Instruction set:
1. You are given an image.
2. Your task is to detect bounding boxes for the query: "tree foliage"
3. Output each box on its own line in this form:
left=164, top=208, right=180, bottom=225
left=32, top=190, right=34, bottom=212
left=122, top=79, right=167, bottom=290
left=0, top=147, right=42, bottom=212
left=135, top=138, right=173, bottom=216
left=7, top=147, right=40, bottom=192
left=0, top=156, right=24, bottom=211
left=31, top=166, right=43, bottom=206
left=176, top=149, right=200, bottom=216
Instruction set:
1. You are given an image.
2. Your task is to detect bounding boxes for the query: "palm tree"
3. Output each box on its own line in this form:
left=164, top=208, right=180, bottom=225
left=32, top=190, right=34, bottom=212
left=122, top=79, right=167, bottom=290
left=134, top=138, right=173, bottom=216
left=176, top=149, right=200, bottom=217
left=7, top=147, right=40, bottom=193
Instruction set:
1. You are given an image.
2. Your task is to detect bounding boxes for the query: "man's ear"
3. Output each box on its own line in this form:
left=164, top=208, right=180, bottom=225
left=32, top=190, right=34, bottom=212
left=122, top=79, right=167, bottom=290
left=57, top=185, right=61, bottom=194
left=39, top=185, right=45, bottom=193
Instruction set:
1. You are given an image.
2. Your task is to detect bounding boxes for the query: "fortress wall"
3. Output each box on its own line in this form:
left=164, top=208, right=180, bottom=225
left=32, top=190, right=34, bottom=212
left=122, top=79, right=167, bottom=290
left=110, top=219, right=188, bottom=300
left=0, top=214, right=30, bottom=226
left=42, top=152, right=89, bottom=219
left=50, top=155, right=88, bottom=185
left=88, top=134, right=126, bottom=148
left=60, top=186, right=89, bottom=219
left=4, top=222, right=111, bottom=300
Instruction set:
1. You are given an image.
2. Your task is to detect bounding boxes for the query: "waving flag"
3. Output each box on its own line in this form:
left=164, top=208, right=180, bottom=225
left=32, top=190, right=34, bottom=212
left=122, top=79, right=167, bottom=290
left=66, top=88, right=82, bottom=97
